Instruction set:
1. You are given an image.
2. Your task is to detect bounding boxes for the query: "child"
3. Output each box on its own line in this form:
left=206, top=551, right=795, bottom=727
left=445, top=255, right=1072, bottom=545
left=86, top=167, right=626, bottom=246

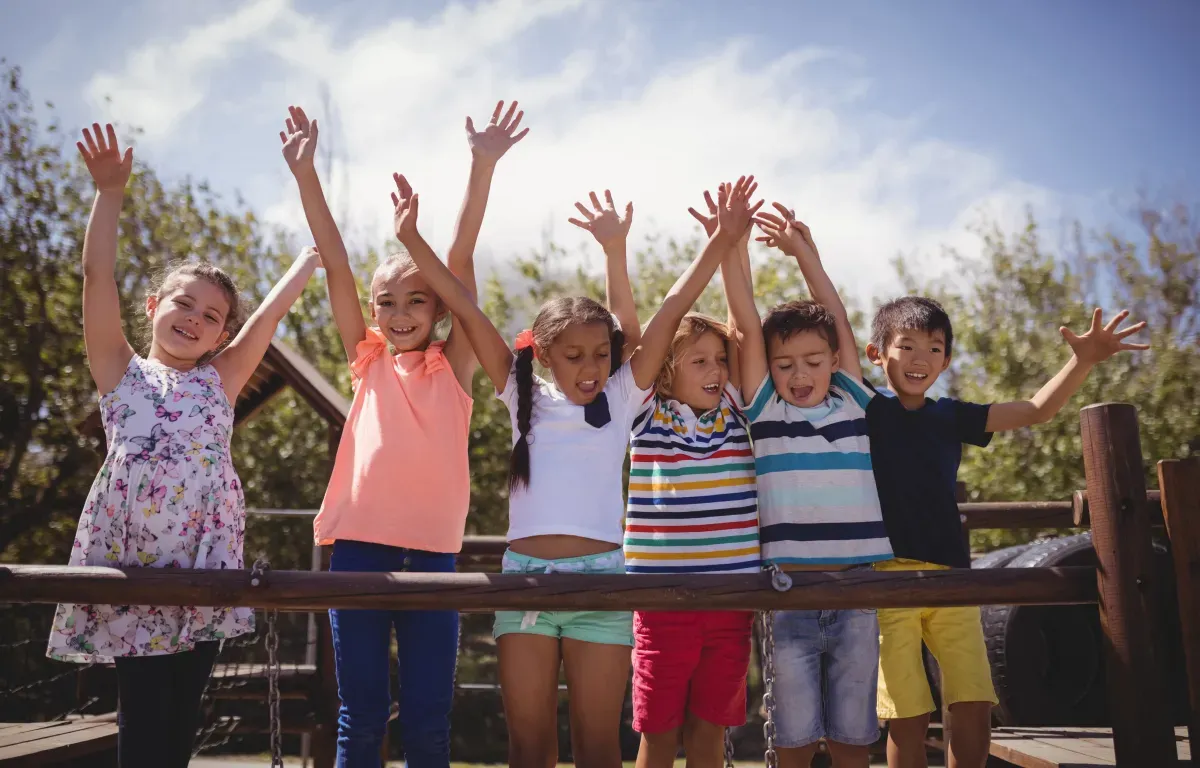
left=287, top=101, right=527, bottom=767
left=620, top=191, right=761, bottom=768
left=46, top=124, right=321, bottom=768
left=387, top=174, right=759, bottom=768
left=726, top=205, right=892, bottom=768
left=864, top=297, right=1148, bottom=768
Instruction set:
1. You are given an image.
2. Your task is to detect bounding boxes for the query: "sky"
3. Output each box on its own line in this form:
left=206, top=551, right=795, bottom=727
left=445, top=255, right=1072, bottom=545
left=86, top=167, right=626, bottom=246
left=3, top=0, right=1198, bottom=299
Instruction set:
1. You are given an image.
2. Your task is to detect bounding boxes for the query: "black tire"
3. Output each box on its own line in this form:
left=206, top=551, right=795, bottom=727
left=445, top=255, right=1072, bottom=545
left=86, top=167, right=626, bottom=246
left=971, top=541, right=1040, bottom=570
left=984, top=533, right=1107, bottom=726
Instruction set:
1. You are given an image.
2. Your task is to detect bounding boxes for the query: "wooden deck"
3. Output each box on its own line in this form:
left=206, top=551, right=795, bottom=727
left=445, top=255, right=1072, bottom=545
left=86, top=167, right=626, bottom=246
left=988, top=726, right=1191, bottom=767
left=0, top=715, right=117, bottom=766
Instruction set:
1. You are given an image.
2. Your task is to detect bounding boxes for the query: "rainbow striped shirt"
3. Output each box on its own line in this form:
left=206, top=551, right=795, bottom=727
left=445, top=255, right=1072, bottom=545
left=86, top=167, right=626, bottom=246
left=624, top=385, right=761, bottom=574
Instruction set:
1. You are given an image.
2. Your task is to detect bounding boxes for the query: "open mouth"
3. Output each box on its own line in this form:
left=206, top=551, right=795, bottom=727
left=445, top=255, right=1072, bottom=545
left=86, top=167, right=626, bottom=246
left=172, top=326, right=198, bottom=341
left=790, top=385, right=814, bottom=402
left=578, top=379, right=598, bottom=394
left=389, top=326, right=418, bottom=336
left=702, top=383, right=720, bottom=395
left=904, top=372, right=929, bottom=383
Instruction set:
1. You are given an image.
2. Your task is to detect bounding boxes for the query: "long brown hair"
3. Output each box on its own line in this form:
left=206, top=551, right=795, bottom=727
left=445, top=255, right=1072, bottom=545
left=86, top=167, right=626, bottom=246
left=145, top=261, right=243, bottom=360
left=654, top=313, right=732, bottom=399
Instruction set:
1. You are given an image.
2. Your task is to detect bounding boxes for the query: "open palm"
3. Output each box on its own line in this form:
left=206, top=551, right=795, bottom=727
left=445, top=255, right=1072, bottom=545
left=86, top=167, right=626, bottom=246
left=467, top=100, right=529, bottom=164
left=568, top=190, right=633, bottom=247
left=1061, top=309, right=1149, bottom=364
left=77, top=123, right=133, bottom=192
left=280, top=105, right=318, bottom=173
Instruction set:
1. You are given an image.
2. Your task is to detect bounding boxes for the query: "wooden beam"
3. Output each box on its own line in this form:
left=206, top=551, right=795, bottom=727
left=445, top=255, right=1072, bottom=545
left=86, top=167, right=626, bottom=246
left=1079, top=403, right=1177, bottom=766
left=0, top=564, right=1098, bottom=612
left=233, top=373, right=287, bottom=425
left=1158, top=457, right=1200, bottom=755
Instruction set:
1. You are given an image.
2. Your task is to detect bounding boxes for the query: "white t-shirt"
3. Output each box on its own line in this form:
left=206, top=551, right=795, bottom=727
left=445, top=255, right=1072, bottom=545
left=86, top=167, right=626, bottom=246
left=498, top=361, right=653, bottom=544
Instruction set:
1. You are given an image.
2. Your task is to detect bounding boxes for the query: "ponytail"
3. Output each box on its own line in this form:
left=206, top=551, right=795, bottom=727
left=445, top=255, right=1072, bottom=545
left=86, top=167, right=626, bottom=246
left=508, top=346, right=536, bottom=491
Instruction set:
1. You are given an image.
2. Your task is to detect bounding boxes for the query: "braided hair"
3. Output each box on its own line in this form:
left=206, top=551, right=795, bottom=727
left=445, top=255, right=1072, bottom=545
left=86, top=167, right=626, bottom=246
left=508, top=296, right=625, bottom=491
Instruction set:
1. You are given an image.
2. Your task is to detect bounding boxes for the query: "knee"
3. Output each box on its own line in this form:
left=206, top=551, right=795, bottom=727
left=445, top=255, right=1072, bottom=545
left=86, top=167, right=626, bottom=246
left=337, top=702, right=390, bottom=741
left=508, top=736, right=557, bottom=768
left=572, top=732, right=623, bottom=768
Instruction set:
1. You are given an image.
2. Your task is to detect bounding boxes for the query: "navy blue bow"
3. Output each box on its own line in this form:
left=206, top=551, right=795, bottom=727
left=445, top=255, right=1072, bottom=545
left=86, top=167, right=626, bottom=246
left=584, top=392, right=611, bottom=428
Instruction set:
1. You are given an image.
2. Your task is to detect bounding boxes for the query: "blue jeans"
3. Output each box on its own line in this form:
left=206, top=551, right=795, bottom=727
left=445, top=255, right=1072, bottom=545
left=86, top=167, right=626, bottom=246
left=772, top=609, right=880, bottom=747
left=329, top=540, right=459, bottom=768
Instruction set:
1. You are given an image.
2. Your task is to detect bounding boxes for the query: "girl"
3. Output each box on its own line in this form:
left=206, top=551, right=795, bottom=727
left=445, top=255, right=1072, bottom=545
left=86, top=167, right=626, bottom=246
left=46, top=124, right=321, bottom=768
left=388, top=174, right=760, bottom=768
left=285, top=101, right=527, bottom=767
left=621, top=190, right=761, bottom=768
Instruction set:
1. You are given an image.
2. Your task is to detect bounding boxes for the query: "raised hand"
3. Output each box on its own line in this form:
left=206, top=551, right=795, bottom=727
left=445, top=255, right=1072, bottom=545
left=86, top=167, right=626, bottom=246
left=755, top=203, right=819, bottom=260
left=689, top=181, right=759, bottom=242
left=1061, top=309, right=1149, bottom=364
left=280, top=105, right=318, bottom=175
left=77, top=123, right=133, bottom=193
left=466, top=100, right=530, bottom=165
left=390, top=173, right=419, bottom=243
left=715, top=176, right=762, bottom=237
left=568, top=190, right=634, bottom=248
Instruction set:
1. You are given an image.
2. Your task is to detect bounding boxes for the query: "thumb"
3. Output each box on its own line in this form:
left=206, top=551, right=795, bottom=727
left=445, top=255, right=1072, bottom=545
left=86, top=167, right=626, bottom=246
left=624, top=201, right=634, bottom=224
left=121, top=147, right=134, bottom=172
left=465, top=116, right=476, bottom=136
left=1059, top=326, right=1079, bottom=344
left=410, top=193, right=419, bottom=219
left=310, top=119, right=319, bottom=139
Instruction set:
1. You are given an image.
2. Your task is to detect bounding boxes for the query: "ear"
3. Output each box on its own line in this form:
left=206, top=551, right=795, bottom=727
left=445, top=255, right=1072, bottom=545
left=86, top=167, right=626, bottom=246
left=369, top=302, right=377, bottom=321
left=535, top=346, right=551, bottom=368
left=941, top=354, right=952, bottom=371
left=830, top=350, right=841, bottom=373
left=214, top=329, right=231, bottom=349
left=865, top=342, right=883, bottom=366
left=145, top=294, right=159, bottom=319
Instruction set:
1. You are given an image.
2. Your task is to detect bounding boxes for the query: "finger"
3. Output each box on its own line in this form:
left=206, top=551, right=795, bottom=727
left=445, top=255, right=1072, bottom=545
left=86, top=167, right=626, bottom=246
left=758, top=211, right=785, bottom=227
left=1103, top=309, right=1130, bottom=333
left=590, top=191, right=603, bottom=211
left=604, top=189, right=616, bottom=210
left=1089, top=307, right=1103, bottom=331
left=76, top=140, right=90, bottom=159
left=624, top=201, right=634, bottom=224
left=490, top=100, right=503, bottom=125
left=465, top=115, right=477, bottom=137
left=1115, top=320, right=1147, bottom=338
left=703, top=190, right=717, bottom=214
left=105, top=124, right=119, bottom=153
left=755, top=236, right=772, bottom=243
left=279, top=130, right=287, bottom=144
left=508, top=110, right=524, bottom=135
left=86, top=124, right=101, bottom=154
left=772, top=202, right=793, bottom=221
left=499, top=100, right=518, bottom=130
left=1119, top=342, right=1151, bottom=351
left=121, top=147, right=133, bottom=173
left=567, top=218, right=591, bottom=230
left=1059, top=327, right=1080, bottom=344
left=511, top=127, right=530, bottom=142
left=310, top=119, right=319, bottom=140
left=409, top=193, right=419, bottom=218
left=574, top=202, right=595, bottom=221
left=732, top=175, right=747, bottom=199
left=295, top=105, right=309, bottom=127
left=746, top=181, right=758, bottom=199
left=748, top=199, right=765, bottom=217
left=717, top=184, right=729, bottom=208
left=391, top=192, right=400, bottom=208
left=754, top=220, right=782, bottom=237
left=687, top=207, right=710, bottom=226
left=397, top=173, right=413, bottom=197
left=286, top=118, right=296, bottom=136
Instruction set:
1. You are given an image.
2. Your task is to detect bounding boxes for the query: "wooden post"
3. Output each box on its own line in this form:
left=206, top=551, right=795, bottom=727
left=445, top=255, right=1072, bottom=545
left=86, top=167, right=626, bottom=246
left=1158, top=457, right=1200, bottom=753
left=1079, top=403, right=1177, bottom=766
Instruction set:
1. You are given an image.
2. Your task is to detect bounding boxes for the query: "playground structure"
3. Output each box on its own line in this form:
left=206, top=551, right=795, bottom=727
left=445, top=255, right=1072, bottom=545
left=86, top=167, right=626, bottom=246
left=1, top=385, right=1197, bottom=766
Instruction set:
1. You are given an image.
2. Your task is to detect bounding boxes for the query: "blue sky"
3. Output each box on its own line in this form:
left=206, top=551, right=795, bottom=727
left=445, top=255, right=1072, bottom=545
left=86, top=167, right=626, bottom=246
left=2, top=0, right=1196, bottom=296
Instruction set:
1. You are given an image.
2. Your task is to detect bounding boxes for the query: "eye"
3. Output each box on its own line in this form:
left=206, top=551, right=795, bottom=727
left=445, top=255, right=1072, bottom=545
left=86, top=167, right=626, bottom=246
left=379, top=299, right=394, bottom=307
left=410, top=297, right=425, bottom=305
left=777, top=362, right=793, bottom=371
left=565, top=354, right=581, bottom=362
left=931, top=347, right=942, bottom=354
left=899, top=345, right=913, bottom=351
left=205, top=314, right=220, bottom=324
left=174, top=298, right=191, bottom=309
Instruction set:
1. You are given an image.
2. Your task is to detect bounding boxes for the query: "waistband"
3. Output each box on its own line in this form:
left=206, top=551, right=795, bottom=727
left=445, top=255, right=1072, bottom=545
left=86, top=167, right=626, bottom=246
left=501, top=548, right=625, bottom=574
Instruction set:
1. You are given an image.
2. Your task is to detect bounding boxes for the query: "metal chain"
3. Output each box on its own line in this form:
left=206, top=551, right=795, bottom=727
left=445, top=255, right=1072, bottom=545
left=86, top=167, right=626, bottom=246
left=251, top=558, right=284, bottom=768
left=724, top=727, right=735, bottom=768
left=759, top=564, right=793, bottom=768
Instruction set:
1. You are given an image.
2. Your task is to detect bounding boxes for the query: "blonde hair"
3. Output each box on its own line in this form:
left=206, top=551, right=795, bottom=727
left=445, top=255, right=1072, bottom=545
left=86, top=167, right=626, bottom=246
left=370, top=252, right=420, bottom=298
left=655, top=313, right=732, bottom=398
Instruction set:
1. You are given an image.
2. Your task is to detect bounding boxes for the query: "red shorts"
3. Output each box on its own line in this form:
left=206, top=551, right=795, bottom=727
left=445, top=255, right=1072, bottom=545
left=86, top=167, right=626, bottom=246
left=631, top=610, right=754, bottom=734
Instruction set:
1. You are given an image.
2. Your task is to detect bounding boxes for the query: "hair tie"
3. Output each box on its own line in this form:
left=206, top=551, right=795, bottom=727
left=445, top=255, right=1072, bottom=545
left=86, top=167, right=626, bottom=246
left=514, top=329, right=534, bottom=351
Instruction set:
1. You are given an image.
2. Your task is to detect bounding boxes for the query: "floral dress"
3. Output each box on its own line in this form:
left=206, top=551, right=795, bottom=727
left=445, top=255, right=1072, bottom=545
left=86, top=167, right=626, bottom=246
left=47, top=356, right=255, bottom=664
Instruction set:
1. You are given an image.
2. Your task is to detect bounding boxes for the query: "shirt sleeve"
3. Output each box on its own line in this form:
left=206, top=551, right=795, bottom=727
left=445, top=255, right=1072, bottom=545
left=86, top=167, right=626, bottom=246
left=744, top=375, right=776, bottom=423
left=831, top=371, right=875, bottom=411
left=496, top=368, right=520, bottom=410
left=631, top=390, right=660, bottom=437
left=947, top=398, right=994, bottom=447
left=608, top=361, right=655, bottom=430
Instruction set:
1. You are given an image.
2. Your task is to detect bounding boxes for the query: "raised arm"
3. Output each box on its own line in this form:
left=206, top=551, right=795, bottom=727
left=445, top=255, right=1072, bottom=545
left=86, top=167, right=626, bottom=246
left=77, top=123, right=136, bottom=394
left=630, top=177, right=761, bottom=389
left=390, top=174, right=514, bottom=391
left=212, top=248, right=321, bottom=400
left=755, top=205, right=861, bottom=380
left=688, top=189, right=753, bottom=392
left=281, top=105, right=366, bottom=364
left=568, top=190, right=638, bottom=361
left=985, top=309, right=1149, bottom=432
left=442, top=101, right=530, bottom=387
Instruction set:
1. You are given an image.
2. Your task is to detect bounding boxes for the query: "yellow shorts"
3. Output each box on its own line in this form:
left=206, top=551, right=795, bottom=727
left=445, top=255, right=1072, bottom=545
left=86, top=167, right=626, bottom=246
left=874, top=559, right=998, bottom=720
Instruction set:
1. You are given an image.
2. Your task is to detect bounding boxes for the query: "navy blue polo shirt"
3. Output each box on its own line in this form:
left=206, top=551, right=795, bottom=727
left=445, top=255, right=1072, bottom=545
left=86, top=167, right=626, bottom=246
left=864, top=383, right=993, bottom=568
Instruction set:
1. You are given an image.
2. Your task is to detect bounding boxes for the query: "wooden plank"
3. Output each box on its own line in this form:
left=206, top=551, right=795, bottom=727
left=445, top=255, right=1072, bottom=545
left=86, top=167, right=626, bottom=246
left=991, top=728, right=1115, bottom=767
left=1159, top=458, right=1200, bottom=755
left=0, top=564, right=1099, bottom=612
left=0, top=717, right=117, bottom=765
left=1079, top=403, right=1177, bottom=766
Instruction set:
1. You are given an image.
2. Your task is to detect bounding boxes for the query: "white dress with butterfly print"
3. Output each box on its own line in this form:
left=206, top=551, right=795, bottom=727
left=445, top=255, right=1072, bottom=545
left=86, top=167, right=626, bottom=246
left=47, top=356, right=255, bottom=663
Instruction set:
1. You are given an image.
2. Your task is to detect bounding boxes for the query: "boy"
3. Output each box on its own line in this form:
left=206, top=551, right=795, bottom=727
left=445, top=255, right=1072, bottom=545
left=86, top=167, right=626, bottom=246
left=864, top=297, right=1148, bottom=768
left=725, top=203, right=891, bottom=768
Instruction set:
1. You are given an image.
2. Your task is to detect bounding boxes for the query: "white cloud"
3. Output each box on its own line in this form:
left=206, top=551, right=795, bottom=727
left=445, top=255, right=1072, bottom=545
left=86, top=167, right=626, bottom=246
left=82, top=0, right=1063, bottom=302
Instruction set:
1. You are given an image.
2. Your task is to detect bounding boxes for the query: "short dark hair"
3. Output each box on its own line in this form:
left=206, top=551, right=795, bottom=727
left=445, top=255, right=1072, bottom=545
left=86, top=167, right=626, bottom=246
left=762, top=300, right=838, bottom=354
left=870, top=296, right=954, bottom=357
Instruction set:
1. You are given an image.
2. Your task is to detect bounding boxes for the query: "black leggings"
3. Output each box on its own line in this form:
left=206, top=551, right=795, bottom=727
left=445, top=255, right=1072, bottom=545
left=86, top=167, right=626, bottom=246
left=113, top=641, right=219, bottom=768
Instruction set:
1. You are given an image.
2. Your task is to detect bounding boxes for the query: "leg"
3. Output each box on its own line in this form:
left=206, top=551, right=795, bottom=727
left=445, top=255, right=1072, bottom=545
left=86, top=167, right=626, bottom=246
left=876, top=607, right=934, bottom=768
left=330, top=606, right=394, bottom=767
left=631, top=611, right=699, bottom=768
left=680, top=715, right=725, bottom=768
left=168, top=640, right=220, bottom=766
left=561, top=636, right=632, bottom=768
left=768, top=611, right=825, bottom=768
left=114, top=653, right=177, bottom=768
left=823, top=610, right=881, bottom=768
left=683, top=612, right=753, bottom=768
left=498, top=632, right=562, bottom=768
left=921, top=606, right=996, bottom=768
left=637, top=730, right=683, bottom=768
left=826, top=739, right=871, bottom=768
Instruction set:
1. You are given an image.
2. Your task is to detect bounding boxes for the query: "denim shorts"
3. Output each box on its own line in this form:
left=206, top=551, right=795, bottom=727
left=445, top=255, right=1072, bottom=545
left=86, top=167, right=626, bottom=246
left=771, top=608, right=881, bottom=747
left=493, top=549, right=633, bottom=646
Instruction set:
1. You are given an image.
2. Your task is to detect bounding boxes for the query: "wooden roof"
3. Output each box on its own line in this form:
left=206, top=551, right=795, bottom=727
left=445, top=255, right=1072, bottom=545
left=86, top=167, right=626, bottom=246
left=79, top=339, right=349, bottom=441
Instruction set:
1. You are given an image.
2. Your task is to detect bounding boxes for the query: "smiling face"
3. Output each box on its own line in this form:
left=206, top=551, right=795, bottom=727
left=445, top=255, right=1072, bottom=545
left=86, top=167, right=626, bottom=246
left=371, top=263, right=444, bottom=352
left=868, top=327, right=951, bottom=405
left=536, top=321, right=614, bottom=405
left=767, top=329, right=840, bottom=408
left=665, top=330, right=729, bottom=413
left=146, top=275, right=232, bottom=365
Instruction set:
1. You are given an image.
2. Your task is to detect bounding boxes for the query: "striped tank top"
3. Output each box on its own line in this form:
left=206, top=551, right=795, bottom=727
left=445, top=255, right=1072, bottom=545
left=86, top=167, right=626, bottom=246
left=624, top=384, right=761, bottom=573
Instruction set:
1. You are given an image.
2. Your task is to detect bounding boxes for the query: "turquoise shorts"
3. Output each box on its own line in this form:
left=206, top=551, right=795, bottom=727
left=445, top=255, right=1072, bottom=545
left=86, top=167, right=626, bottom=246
left=493, top=549, right=633, bottom=647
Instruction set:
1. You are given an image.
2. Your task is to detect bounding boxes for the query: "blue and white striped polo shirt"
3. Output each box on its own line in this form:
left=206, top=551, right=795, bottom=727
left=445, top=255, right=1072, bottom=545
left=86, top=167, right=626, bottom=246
left=744, top=371, right=893, bottom=566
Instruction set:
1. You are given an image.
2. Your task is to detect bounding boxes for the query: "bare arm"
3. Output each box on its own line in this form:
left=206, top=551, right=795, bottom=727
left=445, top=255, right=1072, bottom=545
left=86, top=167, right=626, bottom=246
left=281, top=106, right=366, bottom=364
left=77, top=124, right=136, bottom=394
left=391, top=175, right=513, bottom=391
left=631, top=177, right=761, bottom=390
left=985, top=309, right=1148, bottom=432
left=690, top=191, right=754, bottom=395
left=443, top=101, right=529, bottom=389
left=568, top=190, right=639, bottom=361
left=755, top=205, right=861, bottom=380
left=212, top=248, right=321, bottom=400
left=722, top=234, right=767, bottom=400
